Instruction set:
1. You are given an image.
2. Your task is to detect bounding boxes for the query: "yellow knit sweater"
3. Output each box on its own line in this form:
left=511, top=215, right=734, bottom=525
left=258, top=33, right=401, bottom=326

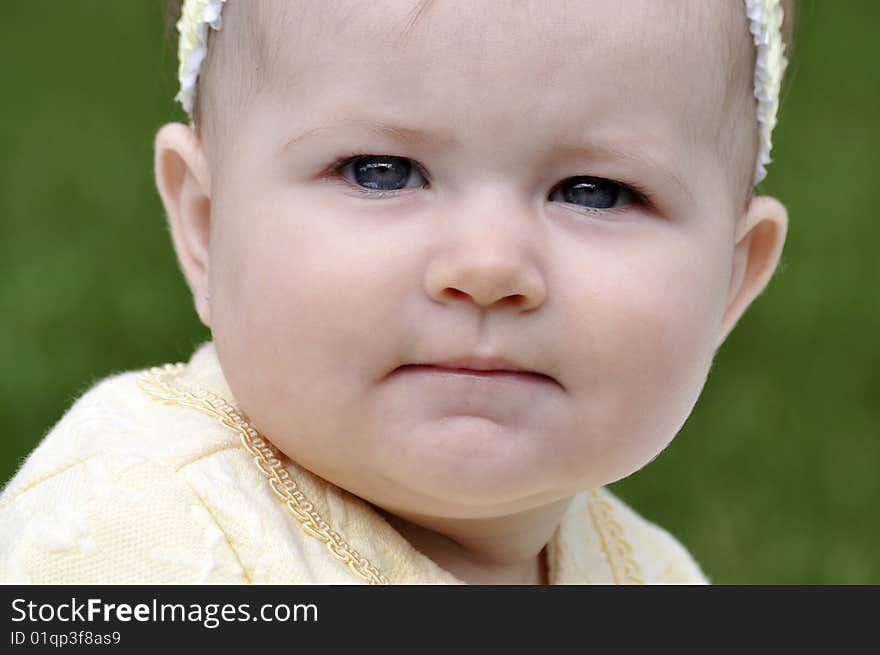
left=0, top=342, right=708, bottom=584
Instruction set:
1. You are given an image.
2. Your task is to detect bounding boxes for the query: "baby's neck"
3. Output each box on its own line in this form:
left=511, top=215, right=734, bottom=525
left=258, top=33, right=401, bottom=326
left=375, top=498, right=571, bottom=585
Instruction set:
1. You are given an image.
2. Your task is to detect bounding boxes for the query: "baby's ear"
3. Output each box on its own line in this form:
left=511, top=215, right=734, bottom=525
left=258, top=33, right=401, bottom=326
left=154, top=123, right=213, bottom=328
left=715, top=195, right=789, bottom=348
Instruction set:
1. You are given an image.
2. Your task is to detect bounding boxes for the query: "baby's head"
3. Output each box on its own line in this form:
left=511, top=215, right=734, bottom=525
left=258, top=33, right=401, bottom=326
left=155, top=1, right=793, bottom=525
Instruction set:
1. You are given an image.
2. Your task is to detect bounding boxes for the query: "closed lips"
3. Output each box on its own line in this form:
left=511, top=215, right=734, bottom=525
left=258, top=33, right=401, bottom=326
left=396, top=364, right=560, bottom=387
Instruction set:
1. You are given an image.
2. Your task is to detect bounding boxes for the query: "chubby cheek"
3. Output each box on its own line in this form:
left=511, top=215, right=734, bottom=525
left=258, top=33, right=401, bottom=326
left=558, top=231, right=730, bottom=483
left=209, top=196, right=403, bottom=467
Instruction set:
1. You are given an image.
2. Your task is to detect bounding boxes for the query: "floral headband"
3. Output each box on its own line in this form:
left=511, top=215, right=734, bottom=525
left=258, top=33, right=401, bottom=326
left=175, top=0, right=788, bottom=186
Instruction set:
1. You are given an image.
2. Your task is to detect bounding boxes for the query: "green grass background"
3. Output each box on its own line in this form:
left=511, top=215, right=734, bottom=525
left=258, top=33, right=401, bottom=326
left=1, top=2, right=877, bottom=584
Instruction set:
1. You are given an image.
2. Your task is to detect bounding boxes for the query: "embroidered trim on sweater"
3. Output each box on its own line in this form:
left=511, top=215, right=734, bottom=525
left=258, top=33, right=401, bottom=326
left=138, top=363, right=389, bottom=585
left=587, top=489, right=644, bottom=584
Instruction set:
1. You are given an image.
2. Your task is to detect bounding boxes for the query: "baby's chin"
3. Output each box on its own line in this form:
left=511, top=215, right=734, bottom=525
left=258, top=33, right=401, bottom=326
left=353, top=469, right=571, bottom=524
left=309, top=416, right=604, bottom=521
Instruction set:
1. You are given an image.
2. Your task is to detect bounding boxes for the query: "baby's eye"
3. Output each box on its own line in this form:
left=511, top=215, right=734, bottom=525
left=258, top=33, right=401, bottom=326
left=548, top=176, right=637, bottom=211
left=335, top=155, right=427, bottom=193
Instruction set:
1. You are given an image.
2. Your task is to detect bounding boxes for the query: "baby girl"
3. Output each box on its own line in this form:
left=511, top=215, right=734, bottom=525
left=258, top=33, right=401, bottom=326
left=0, top=0, right=793, bottom=584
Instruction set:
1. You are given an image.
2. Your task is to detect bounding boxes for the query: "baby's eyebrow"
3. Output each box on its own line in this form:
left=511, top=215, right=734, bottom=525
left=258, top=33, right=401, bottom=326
left=280, top=118, right=692, bottom=202
left=279, top=119, right=457, bottom=156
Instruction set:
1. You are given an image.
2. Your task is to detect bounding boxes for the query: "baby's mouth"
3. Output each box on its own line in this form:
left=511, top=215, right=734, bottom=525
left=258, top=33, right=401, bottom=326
left=392, top=358, right=562, bottom=389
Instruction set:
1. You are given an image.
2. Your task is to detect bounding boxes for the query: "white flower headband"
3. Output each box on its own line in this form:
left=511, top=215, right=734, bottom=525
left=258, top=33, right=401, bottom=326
left=175, top=0, right=788, bottom=187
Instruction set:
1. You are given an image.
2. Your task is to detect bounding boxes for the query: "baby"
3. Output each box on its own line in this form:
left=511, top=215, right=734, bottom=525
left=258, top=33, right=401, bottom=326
left=0, top=0, right=794, bottom=584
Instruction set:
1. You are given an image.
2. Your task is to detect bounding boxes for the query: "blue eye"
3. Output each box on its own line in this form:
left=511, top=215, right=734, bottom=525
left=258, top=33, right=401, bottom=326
left=548, top=176, right=637, bottom=211
left=335, top=155, right=427, bottom=193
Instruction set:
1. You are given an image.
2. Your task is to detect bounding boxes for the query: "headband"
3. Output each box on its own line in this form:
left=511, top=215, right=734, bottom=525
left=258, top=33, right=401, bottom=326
left=175, top=0, right=788, bottom=186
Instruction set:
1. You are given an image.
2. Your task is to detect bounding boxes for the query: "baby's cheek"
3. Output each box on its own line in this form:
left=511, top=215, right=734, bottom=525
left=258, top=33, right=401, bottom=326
left=637, top=277, right=720, bottom=423
left=220, top=215, right=401, bottom=417
left=564, top=256, right=724, bottom=479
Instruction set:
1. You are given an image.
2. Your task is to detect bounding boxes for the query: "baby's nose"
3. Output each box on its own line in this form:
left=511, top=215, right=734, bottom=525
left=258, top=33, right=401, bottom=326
left=422, top=193, right=547, bottom=311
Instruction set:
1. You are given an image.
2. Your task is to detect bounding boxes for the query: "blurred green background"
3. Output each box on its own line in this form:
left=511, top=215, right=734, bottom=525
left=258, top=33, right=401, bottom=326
left=1, top=2, right=877, bottom=584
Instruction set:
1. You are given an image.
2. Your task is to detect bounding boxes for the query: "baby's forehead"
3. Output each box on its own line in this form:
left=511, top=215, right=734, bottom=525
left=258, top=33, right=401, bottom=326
left=260, top=0, right=746, bottom=76
left=256, top=1, right=750, bottom=132
left=218, top=0, right=755, bottom=202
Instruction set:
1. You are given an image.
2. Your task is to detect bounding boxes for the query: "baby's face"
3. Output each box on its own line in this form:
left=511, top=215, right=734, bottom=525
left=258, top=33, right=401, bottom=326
left=198, top=0, right=760, bottom=520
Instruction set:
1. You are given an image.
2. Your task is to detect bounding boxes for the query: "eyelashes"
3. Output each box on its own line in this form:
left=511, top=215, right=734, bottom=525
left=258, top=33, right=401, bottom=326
left=328, top=153, right=655, bottom=214
left=331, top=154, right=428, bottom=197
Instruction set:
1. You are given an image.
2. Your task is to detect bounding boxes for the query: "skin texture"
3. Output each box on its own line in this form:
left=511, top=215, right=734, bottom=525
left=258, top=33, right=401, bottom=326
left=154, top=0, right=788, bottom=584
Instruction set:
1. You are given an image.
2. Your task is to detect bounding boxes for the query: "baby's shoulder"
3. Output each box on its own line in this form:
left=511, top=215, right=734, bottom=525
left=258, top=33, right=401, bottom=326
left=599, top=488, right=710, bottom=585
left=0, top=366, right=249, bottom=583
left=3, top=367, right=240, bottom=498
